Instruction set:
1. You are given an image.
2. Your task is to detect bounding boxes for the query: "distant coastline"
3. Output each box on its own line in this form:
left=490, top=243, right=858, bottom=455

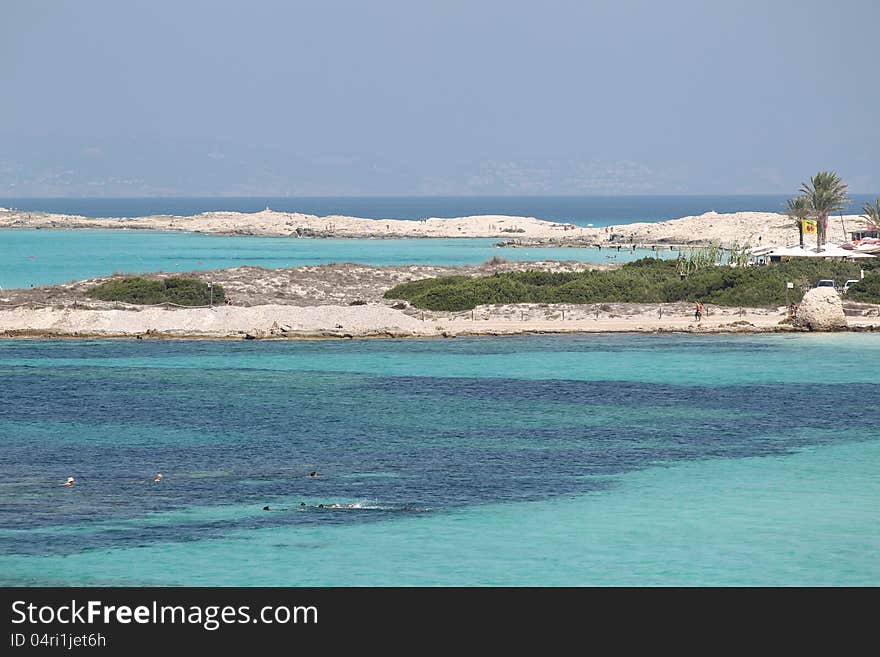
left=12, top=194, right=880, bottom=224
left=2, top=194, right=878, bottom=225
left=0, top=207, right=871, bottom=249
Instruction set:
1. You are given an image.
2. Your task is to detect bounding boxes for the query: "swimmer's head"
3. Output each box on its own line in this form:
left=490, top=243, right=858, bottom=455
left=262, top=505, right=270, bottom=511
left=65, top=477, right=75, bottom=485
left=300, top=502, right=306, bottom=507
left=154, top=473, right=163, bottom=482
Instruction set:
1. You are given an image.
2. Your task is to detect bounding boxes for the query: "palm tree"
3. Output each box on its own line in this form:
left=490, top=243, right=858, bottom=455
left=862, top=198, right=880, bottom=231
left=799, top=171, right=850, bottom=251
left=785, top=196, right=811, bottom=249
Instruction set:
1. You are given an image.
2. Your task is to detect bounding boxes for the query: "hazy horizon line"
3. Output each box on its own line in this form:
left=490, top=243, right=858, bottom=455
left=3, top=192, right=878, bottom=201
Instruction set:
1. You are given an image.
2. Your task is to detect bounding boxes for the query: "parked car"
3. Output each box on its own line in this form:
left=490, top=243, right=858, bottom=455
left=842, top=279, right=860, bottom=294
left=815, top=279, right=837, bottom=290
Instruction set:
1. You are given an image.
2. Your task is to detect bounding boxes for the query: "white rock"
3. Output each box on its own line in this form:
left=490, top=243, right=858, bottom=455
left=795, top=288, right=847, bottom=331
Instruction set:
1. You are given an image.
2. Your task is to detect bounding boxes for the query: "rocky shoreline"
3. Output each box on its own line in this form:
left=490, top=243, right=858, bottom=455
left=1, top=207, right=872, bottom=250
left=2, top=319, right=878, bottom=341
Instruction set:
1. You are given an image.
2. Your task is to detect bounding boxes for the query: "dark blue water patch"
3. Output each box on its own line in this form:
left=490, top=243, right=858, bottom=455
left=0, top=334, right=818, bottom=360
left=2, top=365, right=877, bottom=554
left=3, top=363, right=875, bottom=444
left=0, top=505, right=433, bottom=557
left=2, top=336, right=878, bottom=557
left=362, top=376, right=878, bottom=431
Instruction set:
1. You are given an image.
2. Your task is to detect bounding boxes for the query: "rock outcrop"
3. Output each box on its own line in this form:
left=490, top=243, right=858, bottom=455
left=795, top=288, right=847, bottom=331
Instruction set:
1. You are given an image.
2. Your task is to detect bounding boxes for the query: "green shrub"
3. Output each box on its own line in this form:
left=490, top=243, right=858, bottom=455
left=384, top=258, right=870, bottom=310
left=846, top=274, right=880, bottom=303
left=88, top=277, right=225, bottom=306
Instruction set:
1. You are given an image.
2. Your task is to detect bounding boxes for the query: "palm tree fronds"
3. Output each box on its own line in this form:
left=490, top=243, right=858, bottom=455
left=785, top=196, right=811, bottom=223
left=799, top=170, right=851, bottom=250
left=862, top=199, right=880, bottom=230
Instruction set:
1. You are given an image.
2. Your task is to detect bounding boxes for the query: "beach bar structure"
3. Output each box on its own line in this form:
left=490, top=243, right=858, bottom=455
left=749, top=244, right=876, bottom=264
left=850, top=228, right=878, bottom=241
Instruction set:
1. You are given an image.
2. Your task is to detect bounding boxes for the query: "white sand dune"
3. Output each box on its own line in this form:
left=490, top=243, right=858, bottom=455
left=2, top=206, right=871, bottom=247
left=0, top=208, right=584, bottom=239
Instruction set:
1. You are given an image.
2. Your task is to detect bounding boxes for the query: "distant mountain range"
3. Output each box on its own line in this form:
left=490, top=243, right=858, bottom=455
left=0, top=134, right=693, bottom=197
left=1, top=135, right=876, bottom=198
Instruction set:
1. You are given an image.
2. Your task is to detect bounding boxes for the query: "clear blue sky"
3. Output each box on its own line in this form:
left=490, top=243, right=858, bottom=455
left=1, top=0, right=878, bottom=196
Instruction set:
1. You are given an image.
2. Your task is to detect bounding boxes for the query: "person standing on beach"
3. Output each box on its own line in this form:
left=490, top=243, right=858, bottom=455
left=694, top=302, right=704, bottom=323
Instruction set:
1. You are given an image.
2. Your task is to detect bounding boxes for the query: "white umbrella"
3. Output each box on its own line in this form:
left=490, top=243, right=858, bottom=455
left=764, top=244, right=874, bottom=259
left=819, top=244, right=876, bottom=258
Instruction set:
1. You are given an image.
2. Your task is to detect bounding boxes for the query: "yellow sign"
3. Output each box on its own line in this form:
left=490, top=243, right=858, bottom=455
left=803, top=219, right=818, bottom=234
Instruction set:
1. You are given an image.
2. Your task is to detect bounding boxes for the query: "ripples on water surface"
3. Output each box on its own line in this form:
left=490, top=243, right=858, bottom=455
left=0, top=334, right=878, bottom=585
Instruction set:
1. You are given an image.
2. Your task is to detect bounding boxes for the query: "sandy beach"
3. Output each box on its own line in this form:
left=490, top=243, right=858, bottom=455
left=2, top=300, right=878, bottom=340
left=0, top=207, right=872, bottom=249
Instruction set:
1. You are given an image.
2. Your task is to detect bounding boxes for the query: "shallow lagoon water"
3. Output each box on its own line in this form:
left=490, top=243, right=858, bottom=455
left=0, top=229, right=676, bottom=289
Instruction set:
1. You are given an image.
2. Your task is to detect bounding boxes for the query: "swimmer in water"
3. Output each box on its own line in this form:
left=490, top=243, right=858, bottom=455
left=308, top=471, right=319, bottom=478
left=154, top=473, right=163, bottom=483
left=63, top=476, right=75, bottom=487
left=262, top=505, right=271, bottom=511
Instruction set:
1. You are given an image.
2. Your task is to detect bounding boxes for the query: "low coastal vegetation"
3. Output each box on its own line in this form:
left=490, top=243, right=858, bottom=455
left=846, top=275, right=880, bottom=304
left=385, top=257, right=880, bottom=311
left=88, top=277, right=225, bottom=306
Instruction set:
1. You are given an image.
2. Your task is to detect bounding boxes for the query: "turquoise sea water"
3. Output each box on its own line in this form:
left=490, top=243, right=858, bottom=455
left=1, top=334, right=878, bottom=586
left=0, top=230, right=675, bottom=289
